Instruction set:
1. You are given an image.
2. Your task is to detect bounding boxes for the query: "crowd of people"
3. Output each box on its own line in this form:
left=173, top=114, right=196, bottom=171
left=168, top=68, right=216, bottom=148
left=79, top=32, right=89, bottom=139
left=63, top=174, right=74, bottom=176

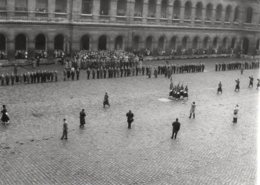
left=0, top=70, right=58, bottom=86
left=169, top=81, right=189, bottom=100
left=215, top=60, right=260, bottom=71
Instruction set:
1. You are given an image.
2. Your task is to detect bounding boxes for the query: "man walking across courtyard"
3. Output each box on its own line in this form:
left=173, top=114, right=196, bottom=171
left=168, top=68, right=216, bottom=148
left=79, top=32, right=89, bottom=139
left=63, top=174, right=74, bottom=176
left=171, top=118, right=180, bottom=139
left=61, top=119, right=68, bottom=140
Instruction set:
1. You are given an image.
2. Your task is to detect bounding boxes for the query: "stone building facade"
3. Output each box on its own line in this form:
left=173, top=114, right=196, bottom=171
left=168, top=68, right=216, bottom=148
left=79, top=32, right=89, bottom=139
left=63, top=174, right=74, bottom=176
left=0, top=0, right=259, bottom=58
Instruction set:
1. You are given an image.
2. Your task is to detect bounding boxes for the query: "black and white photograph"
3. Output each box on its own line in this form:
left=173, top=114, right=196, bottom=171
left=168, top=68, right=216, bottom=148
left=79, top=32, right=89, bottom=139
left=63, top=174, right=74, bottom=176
left=0, top=0, right=260, bottom=184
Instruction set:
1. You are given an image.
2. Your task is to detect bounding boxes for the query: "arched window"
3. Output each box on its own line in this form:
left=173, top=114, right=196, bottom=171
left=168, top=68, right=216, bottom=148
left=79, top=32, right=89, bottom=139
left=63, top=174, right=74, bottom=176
left=173, top=0, right=180, bottom=19
left=0, top=0, right=7, bottom=10
left=192, top=37, right=200, bottom=49
left=215, top=4, right=222, bottom=21
left=231, top=37, right=236, bottom=49
left=195, top=2, right=203, bottom=20
left=82, top=0, right=93, bottom=14
left=182, top=36, right=189, bottom=49
left=15, top=0, right=27, bottom=11
left=133, top=36, right=140, bottom=50
left=170, top=37, right=177, bottom=49
left=148, top=0, right=156, bottom=17
left=0, top=34, right=6, bottom=51
left=222, top=37, right=228, bottom=49
left=81, top=35, right=90, bottom=50
left=54, top=34, right=64, bottom=50
left=161, top=0, right=168, bottom=18
left=213, top=37, right=219, bottom=48
left=15, top=34, right=27, bottom=50
left=242, top=37, right=250, bottom=54
left=55, top=0, right=67, bottom=13
left=203, top=37, right=210, bottom=49
left=145, top=36, right=153, bottom=50
left=98, top=35, right=107, bottom=50
left=117, top=0, right=126, bottom=16
left=246, top=7, right=253, bottom=23
left=225, top=5, right=232, bottom=22
left=234, top=6, right=240, bottom=22
left=115, top=36, right=123, bottom=50
left=35, top=34, right=46, bottom=50
left=206, top=3, right=213, bottom=20
left=100, top=0, right=110, bottom=15
left=134, top=0, right=143, bottom=17
left=184, top=1, right=192, bottom=19
left=158, top=36, right=165, bottom=50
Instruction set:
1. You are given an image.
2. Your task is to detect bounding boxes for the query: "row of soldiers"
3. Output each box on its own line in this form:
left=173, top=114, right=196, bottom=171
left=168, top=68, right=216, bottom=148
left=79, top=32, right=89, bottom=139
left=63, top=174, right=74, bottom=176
left=158, top=63, right=205, bottom=79
left=0, top=70, right=58, bottom=86
left=215, top=60, right=260, bottom=71
left=169, top=82, right=189, bottom=100
left=84, top=66, right=149, bottom=80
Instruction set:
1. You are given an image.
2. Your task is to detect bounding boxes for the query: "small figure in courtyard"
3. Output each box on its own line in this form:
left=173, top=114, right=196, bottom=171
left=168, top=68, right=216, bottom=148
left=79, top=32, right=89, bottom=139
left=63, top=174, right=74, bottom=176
left=79, top=109, right=86, bottom=128
left=234, top=79, right=240, bottom=92
left=248, top=76, right=254, bottom=88
left=61, top=118, right=68, bottom=140
left=233, top=105, right=239, bottom=124
left=189, top=102, right=196, bottom=119
left=126, top=110, right=134, bottom=129
left=217, top=81, right=222, bottom=94
left=257, top=79, right=260, bottom=90
left=171, top=118, right=181, bottom=139
left=103, top=92, right=110, bottom=108
left=1, top=105, right=10, bottom=126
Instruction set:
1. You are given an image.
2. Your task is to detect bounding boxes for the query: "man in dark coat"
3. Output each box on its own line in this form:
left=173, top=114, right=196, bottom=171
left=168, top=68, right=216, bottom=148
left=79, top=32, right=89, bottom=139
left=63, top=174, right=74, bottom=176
left=126, top=110, right=134, bottom=129
left=171, top=118, right=181, bottom=139
left=79, top=109, right=86, bottom=128
left=103, top=92, right=110, bottom=108
left=61, top=119, right=68, bottom=140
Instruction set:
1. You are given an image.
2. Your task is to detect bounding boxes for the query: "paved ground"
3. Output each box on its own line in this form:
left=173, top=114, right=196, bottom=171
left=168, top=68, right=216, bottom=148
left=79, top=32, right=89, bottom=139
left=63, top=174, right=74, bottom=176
left=0, top=58, right=259, bottom=185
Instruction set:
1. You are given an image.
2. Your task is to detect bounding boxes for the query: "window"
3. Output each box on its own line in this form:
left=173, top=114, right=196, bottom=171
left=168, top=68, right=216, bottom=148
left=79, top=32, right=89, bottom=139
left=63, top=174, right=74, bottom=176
left=36, top=0, right=48, bottom=13
left=117, top=0, right=127, bottom=16
left=134, top=0, right=143, bottom=17
left=82, top=0, right=92, bottom=14
left=100, top=0, right=110, bottom=15
left=55, top=0, right=67, bottom=13
left=0, top=0, right=6, bottom=10
left=15, top=0, right=27, bottom=11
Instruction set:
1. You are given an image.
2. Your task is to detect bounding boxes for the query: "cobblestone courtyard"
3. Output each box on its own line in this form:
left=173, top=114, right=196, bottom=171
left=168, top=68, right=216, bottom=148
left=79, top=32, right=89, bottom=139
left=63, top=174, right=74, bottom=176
left=0, top=59, right=259, bottom=185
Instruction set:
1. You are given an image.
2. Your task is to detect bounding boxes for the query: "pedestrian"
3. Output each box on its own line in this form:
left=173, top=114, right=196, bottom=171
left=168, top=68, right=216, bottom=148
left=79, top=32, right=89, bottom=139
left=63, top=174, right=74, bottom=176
left=189, top=102, right=196, bottom=119
left=126, top=110, right=134, bottom=129
left=248, top=76, right=253, bottom=88
left=233, top=105, right=239, bottom=123
left=1, top=105, right=10, bottom=126
left=76, top=68, right=80, bottom=80
left=171, top=118, right=180, bottom=139
left=61, top=118, right=68, bottom=140
left=234, top=79, right=240, bottom=92
left=217, top=81, right=222, bottom=94
left=257, top=79, right=260, bottom=90
left=103, top=92, right=110, bottom=108
left=79, top=109, right=86, bottom=128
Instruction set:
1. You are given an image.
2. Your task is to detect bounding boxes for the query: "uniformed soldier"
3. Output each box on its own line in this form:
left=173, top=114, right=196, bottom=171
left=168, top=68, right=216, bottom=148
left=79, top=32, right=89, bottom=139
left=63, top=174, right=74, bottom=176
left=248, top=76, right=254, bottom=88
left=11, top=73, right=15, bottom=85
left=87, top=68, right=90, bottom=80
left=60, top=118, right=68, bottom=140
left=126, top=110, right=134, bottom=129
left=76, top=68, right=80, bottom=80
left=103, top=92, right=110, bottom=108
left=217, top=81, right=222, bottom=94
left=235, top=79, right=240, bottom=92
left=5, top=73, right=10, bottom=85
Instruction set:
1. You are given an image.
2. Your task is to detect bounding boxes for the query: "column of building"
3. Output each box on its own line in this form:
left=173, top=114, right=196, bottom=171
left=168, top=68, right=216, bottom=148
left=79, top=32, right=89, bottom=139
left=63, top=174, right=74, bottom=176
left=155, top=0, right=161, bottom=24
left=28, top=0, right=35, bottom=18
left=167, top=0, right=173, bottom=24
left=142, top=0, right=148, bottom=24
left=93, top=0, right=100, bottom=21
left=110, top=0, right=117, bottom=22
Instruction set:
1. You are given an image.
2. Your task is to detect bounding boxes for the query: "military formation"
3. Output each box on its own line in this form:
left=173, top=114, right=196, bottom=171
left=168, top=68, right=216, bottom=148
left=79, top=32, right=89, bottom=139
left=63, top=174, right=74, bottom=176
left=0, top=70, right=58, bottom=86
left=215, top=60, right=260, bottom=71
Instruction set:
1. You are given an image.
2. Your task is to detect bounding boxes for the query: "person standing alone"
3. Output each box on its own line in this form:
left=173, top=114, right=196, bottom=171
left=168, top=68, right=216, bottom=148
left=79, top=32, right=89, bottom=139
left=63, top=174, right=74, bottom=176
left=189, top=102, right=196, bottom=119
left=79, top=109, right=86, bottom=128
left=61, top=119, right=68, bottom=140
left=171, top=118, right=181, bottom=139
left=126, top=110, right=134, bottom=129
